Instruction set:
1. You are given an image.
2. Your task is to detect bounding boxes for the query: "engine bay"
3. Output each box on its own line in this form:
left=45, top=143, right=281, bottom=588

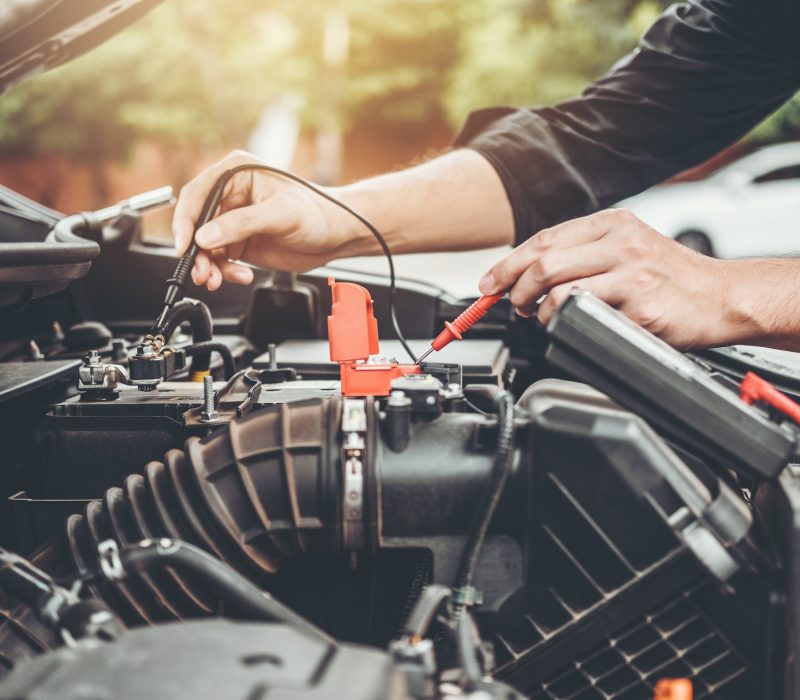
left=0, top=188, right=799, bottom=700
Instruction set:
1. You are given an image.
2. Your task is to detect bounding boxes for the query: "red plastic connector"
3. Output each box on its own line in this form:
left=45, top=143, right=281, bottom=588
left=654, top=679, right=692, bottom=700
left=739, top=371, right=800, bottom=425
left=328, top=278, right=419, bottom=396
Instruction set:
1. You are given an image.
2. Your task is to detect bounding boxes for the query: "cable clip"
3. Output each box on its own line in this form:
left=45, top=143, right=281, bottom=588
left=452, top=585, right=484, bottom=608
left=98, top=539, right=125, bottom=581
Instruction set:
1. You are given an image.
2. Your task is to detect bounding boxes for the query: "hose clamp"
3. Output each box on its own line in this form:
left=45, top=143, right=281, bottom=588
left=342, top=398, right=367, bottom=551
left=98, top=539, right=125, bottom=581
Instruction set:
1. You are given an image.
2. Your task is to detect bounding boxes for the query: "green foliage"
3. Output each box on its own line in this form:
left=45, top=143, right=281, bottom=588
left=0, top=1, right=303, bottom=158
left=749, top=92, right=800, bottom=143
left=343, top=0, right=467, bottom=128
left=0, top=0, right=795, bottom=163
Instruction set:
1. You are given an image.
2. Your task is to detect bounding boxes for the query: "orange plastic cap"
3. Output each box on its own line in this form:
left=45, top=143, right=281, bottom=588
left=328, top=278, right=380, bottom=362
left=654, top=678, right=692, bottom=700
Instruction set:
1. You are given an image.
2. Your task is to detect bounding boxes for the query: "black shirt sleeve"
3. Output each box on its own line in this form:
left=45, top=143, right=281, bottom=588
left=454, top=0, right=800, bottom=246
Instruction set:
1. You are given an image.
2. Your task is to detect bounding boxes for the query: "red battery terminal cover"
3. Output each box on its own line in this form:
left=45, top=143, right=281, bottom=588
left=327, top=278, right=420, bottom=397
left=739, top=371, right=800, bottom=425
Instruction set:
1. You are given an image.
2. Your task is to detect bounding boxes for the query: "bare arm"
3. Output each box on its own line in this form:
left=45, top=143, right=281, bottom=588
left=334, top=149, right=514, bottom=255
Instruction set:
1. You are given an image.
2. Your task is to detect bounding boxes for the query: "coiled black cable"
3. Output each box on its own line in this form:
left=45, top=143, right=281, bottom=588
left=182, top=341, right=236, bottom=379
left=155, top=299, right=212, bottom=344
left=157, top=163, right=417, bottom=362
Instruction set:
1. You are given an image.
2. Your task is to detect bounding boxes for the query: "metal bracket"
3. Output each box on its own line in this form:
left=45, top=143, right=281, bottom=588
left=452, top=585, right=484, bottom=607
left=98, top=539, right=125, bottom=581
left=342, top=398, right=367, bottom=551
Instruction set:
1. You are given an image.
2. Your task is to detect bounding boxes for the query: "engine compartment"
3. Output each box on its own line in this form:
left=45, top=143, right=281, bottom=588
left=0, top=193, right=799, bottom=700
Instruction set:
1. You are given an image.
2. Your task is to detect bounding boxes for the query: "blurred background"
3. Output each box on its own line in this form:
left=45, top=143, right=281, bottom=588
left=0, top=0, right=798, bottom=288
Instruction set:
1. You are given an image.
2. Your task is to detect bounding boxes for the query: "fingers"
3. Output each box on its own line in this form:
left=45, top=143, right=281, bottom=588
left=219, top=259, right=254, bottom=286
left=172, top=150, right=261, bottom=256
left=191, top=251, right=212, bottom=285
left=194, top=203, right=298, bottom=251
left=533, top=274, right=625, bottom=325
left=479, top=211, right=615, bottom=295
left=506, top=238, right=621, bottom=310
left=206, top=262, right=222, bottom=292
left=192, top=251, right=253, bottom=291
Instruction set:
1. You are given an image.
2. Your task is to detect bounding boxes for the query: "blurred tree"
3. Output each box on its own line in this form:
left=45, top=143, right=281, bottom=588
left=0, top=0, right=796, bottom=189
left=0, top=2, right=304, bottom=163
left=751, top=93, right=800, bottom=143
left=444, top=0, right=670, bottom=120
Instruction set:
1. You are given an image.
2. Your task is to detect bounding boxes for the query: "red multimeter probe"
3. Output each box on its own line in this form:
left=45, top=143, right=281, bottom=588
left=416, top=293, right=505, bottom=364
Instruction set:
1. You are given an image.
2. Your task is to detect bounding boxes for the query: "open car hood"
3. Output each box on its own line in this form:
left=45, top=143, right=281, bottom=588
left=0, top=0, right=163, bottom=96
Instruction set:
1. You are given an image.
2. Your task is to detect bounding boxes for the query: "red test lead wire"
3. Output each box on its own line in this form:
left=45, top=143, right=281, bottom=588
left=739, top=371, right=800, bottom=424
left=417, top=293, right=506, bottom=364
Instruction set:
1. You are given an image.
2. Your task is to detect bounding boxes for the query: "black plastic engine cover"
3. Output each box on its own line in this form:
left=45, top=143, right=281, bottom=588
left=494, top=379, right=775, bottom=700
left=0, top=619, right=407, bottom=700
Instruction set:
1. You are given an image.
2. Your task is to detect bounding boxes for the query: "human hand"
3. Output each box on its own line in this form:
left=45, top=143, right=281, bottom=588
left=172, top=150, right=362, bottom=291
left=478, top=208, right=742, bottom=349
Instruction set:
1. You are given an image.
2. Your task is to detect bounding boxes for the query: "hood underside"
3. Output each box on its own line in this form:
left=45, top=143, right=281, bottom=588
left=0, top=0, right=163, bottom=96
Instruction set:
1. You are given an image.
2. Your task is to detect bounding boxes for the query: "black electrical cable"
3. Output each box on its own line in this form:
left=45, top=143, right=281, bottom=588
left=453, top=390, right=515, bottom=614
left=0, top=548, right=57, bottom=608
left=0, top=548, right=123, bottom=643
left=396, top=548, right=433, bottom=635
left=182, top=341, right=236, bottom=379
left=156, top=163, right=417, bottom=362
left=400, top=583, right=452, bottom=640
left=157, top=299, right=213, bottom=344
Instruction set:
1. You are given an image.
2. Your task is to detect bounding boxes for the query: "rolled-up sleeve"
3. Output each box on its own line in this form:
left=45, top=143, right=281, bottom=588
left=454, top=0, right=800, bottom=246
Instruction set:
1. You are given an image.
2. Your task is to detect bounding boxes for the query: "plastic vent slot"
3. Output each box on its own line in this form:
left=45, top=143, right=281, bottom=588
left=528, top=586, right=746, bottom=700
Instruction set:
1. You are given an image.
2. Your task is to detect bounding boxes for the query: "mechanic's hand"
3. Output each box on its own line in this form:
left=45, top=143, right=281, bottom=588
left=172, top=150, right=359, bottom=291
left=478, top=209, right=736, bottom=349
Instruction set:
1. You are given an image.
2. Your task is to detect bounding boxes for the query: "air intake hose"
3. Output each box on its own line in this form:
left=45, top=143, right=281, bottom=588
left=59, top=393, right=516, bottom=628
left=64, top=397, right=345, bottom=626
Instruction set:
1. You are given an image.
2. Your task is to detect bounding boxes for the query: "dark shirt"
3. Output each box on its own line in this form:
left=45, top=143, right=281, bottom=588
left=454, top=0, right=800, bottom=246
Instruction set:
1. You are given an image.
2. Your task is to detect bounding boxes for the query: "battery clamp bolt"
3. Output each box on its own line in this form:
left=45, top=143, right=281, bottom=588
left=200, top=375, right=218, bottom=422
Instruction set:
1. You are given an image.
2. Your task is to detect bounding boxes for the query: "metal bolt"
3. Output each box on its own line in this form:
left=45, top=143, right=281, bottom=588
left=111, top=339, right=127, bottom=362
left=268, top=343, right=278, bottom=371
left=200, top=375, right=217, bottom=422
left=51, top=321, right=65, bottom=343
left=27, top=340, right=44, bottom=361
left=388, top=390, right=411, bottom=407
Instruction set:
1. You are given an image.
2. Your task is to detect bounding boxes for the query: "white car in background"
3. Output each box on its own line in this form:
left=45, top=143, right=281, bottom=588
left=619, top=142, right=800, bottom=257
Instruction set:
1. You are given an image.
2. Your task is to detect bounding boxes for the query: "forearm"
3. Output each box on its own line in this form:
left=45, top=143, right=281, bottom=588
left=722, top=259, right=800, bottom=351
left=331, top=149, right=514, bottom=257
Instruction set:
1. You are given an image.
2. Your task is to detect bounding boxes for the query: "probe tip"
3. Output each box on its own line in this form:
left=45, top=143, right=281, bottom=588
left=416, top=347, right=434, bottom=365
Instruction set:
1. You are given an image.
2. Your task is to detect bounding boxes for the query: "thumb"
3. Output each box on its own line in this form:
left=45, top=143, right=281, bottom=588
left=194, top=203, right=298, bottom=250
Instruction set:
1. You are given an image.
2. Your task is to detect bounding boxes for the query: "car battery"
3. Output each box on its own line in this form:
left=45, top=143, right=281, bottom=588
left=253, top=338, right=511, bottom=387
